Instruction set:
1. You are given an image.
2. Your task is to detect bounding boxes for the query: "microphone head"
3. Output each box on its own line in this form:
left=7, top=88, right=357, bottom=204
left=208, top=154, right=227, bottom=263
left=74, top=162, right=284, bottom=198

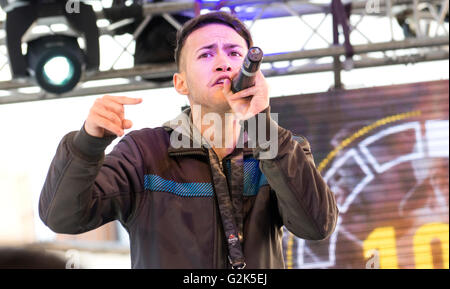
left=243, top=47, right=263, bottom=73
left=248, top=47, right=263, bottom=62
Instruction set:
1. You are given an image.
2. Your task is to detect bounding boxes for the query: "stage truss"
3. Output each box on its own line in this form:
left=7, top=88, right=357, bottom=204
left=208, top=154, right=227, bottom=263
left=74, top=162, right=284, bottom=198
left=0, top=0, right=448, bottom=105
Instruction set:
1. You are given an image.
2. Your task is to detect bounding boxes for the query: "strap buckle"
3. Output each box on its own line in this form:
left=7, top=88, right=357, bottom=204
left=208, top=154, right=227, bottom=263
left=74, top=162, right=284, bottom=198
left=232, top=262, right=246, bottom=269
left=228, top=256, right=246, bottom=269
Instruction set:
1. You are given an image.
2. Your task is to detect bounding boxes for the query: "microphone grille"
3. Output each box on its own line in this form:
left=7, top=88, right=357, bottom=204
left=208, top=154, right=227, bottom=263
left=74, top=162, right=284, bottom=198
left=248, top=47, right=263, bottom=62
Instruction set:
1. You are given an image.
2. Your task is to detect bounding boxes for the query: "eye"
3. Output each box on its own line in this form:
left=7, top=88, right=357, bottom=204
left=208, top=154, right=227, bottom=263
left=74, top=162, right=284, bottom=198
left=230, top=51, right=242, bottom=57
left=199, top=52, right=213, bottom=59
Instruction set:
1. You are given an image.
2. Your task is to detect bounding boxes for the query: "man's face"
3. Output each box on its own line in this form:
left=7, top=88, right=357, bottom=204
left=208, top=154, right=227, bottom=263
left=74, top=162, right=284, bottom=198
left=173, top=24, right=248, bottom=113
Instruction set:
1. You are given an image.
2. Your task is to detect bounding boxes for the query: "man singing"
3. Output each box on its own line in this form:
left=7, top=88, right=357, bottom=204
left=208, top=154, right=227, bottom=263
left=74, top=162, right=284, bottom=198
left=39, top=11, right=338, bottom=269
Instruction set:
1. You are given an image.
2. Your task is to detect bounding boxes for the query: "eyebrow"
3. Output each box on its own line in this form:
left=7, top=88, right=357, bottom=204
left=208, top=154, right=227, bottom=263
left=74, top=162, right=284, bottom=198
left=196, top=43, right=244, bottom=53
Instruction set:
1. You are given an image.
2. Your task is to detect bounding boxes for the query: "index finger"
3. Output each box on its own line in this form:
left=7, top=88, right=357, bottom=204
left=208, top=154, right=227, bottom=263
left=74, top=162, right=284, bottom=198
left=105, top=95, right=143, bottom=105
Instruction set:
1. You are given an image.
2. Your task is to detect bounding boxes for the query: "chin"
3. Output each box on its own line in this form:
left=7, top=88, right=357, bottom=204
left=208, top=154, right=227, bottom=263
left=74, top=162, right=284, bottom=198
left=206, top=93, right=232, bottom=112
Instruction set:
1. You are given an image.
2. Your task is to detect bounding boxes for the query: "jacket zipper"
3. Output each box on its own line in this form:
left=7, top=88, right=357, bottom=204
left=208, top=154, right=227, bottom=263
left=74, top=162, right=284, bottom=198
left=220, top=158, right=230, bottom=268
left=216, top=157, right=230, bottom=268
left=212, top=192, right=217, bottom=268
left=208, top=152, right=224, bottom=268
left=172, top=148, right=229, bottom=268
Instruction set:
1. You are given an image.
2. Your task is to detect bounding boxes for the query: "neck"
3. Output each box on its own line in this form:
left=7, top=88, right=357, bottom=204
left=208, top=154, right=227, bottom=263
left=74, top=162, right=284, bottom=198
left=191, top=105, right=241, bottom=160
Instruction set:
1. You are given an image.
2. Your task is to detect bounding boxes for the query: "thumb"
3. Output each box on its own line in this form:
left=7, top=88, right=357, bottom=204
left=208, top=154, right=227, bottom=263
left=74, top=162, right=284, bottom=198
left=222, top=78, right=232, bottom=94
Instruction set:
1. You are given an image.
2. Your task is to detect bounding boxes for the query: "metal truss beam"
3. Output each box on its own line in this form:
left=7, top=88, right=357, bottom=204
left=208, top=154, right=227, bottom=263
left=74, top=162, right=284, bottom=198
left=0, top=50, right=446, bottom=105
left=0, top=0, right=448, bottom=105
left=0, top=0, right=442, bottom=27
left=0, top=35, right=446, bottom=89
left=0, top=36, right=447, bottom=105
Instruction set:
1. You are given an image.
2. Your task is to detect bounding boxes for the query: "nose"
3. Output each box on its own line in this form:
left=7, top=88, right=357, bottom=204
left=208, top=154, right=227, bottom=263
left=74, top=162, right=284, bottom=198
left=215, top=63, right=232, bottom=72
left=214, top=53, right=232, bottom=72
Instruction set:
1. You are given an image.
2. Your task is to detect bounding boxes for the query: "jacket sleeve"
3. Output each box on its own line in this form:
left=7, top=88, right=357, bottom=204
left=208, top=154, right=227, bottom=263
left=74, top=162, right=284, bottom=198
left=39, top=125, right=145, bottom=234
left=247, top=107, right=339, bottom=241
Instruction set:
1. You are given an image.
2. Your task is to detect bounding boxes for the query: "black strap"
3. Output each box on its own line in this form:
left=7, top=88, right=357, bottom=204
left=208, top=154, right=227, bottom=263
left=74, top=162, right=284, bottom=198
left=208, top=150, right=246, bottom=269
left=229, top=153, right=244, bottom=245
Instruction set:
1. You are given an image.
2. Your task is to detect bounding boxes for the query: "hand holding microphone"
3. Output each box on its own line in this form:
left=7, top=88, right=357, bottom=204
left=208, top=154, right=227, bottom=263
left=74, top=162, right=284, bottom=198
left=223, top=47, right=269, bottom=120
left=231, top=47, right=264, bottom=94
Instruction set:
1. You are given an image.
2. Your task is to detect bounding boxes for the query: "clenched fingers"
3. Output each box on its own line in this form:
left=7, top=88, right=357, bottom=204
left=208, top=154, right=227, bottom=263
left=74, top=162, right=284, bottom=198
left=95, top=114, right=124, bottom=137
left=86, top=95, right=142, bottom=137
left=91, top=104, right=123, bottom=130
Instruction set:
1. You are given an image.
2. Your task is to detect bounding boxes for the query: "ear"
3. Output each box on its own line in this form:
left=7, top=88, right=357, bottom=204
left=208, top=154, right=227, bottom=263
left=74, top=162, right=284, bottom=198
left=173, top=72, right=189, bottom=95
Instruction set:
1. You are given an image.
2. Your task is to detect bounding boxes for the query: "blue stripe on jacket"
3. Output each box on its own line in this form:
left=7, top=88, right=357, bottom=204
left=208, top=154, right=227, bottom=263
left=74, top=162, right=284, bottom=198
left=243, top=158, right=268, bottom=196
left=144, top=158, right=268, bottom=197
left=144, top=174, right=214, bottom=197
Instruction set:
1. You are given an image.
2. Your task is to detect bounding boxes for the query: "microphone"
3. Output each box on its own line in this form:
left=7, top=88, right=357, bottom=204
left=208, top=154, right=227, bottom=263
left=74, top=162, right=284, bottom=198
left=231, top=47, right=263, bottom=93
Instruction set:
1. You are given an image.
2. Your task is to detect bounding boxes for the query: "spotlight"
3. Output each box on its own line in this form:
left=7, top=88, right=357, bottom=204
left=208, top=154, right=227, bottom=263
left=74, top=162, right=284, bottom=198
left=104, top=0, right=191, bottom=82
left=133, top=14, right=191, bottom=65
left=26, top=35, right=84, bottom=94
left=2, top=1, right=99, bottom=94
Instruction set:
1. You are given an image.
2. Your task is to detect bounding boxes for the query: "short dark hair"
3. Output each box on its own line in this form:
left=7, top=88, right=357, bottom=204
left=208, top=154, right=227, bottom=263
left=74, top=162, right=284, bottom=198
left=174, top=11, right=253, bottom=71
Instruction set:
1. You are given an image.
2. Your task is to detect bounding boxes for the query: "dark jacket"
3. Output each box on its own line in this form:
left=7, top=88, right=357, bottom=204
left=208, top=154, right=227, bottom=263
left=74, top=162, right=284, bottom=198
left=39, top=107, right=338, bottom=269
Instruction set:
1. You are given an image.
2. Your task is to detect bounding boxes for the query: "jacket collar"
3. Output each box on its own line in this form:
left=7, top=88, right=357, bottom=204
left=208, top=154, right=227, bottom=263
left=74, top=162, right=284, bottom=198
left=163, top=107, right=254, bottom=158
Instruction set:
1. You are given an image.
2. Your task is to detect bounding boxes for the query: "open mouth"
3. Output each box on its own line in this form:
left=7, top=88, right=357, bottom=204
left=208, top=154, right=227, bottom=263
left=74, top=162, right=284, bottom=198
left=213, top=76, right=231, bottom=87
